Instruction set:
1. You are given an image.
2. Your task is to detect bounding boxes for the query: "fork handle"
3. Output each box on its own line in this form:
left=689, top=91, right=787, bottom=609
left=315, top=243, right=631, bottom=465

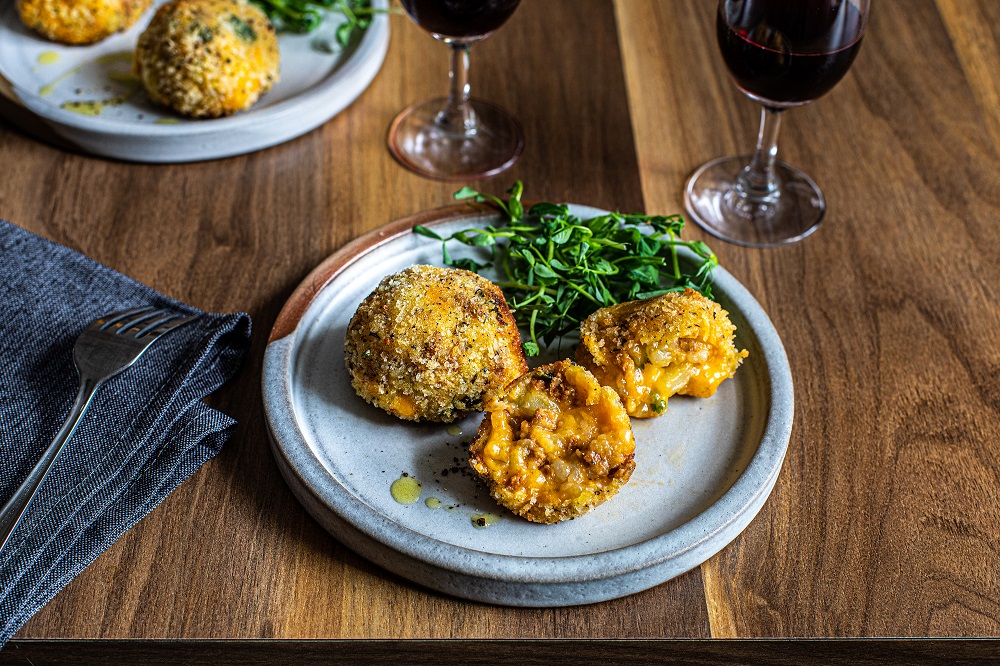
left=0, top=376, right=102, bottom=555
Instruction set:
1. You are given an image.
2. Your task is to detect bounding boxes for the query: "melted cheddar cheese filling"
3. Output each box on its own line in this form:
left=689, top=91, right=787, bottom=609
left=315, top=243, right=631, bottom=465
left=470, top=360, right=636, bottom=524
left=577, top=288, right=748, bottom=418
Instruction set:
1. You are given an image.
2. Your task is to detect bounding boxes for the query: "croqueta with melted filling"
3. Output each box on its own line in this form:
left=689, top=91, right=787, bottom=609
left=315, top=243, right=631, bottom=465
left=576, top=288, right=748, bottom=418
left=469, top=360, right=636, bottom=524
left=18, top=0, right=152, bottom=45
left=344, top=265, right=528, bottom=423
left=135, top=0, right=279, bottom=118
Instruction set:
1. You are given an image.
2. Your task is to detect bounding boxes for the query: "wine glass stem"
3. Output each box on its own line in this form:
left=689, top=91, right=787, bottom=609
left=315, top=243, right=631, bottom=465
left=436, top=42, right=476, bottom=136
left=736, top=105, right=784, bottom=202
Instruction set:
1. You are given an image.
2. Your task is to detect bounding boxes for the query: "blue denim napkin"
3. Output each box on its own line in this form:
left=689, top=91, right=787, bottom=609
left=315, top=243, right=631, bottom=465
left=0, top=219, right=251, bottom=647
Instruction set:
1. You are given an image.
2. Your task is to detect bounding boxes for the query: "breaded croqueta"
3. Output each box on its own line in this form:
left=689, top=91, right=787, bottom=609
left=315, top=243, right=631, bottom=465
left=18, top=0, right=152, bottom=45
left=135, top=0, right=279, bottom=118
left=344, top=265, right=528, bottom=423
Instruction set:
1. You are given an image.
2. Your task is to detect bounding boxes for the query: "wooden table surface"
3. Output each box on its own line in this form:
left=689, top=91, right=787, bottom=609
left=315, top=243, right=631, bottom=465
left=2, top=0, right=999, bottom=658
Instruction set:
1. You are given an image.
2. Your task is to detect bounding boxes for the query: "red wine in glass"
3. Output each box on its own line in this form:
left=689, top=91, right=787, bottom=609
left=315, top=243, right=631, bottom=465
left=389, top=0, right=524, bottom=180
left=717, top=0, right=866, bottom=105
left=686, top=0, right=870, bottom=247
left=399, top=0, right=520, bottom=39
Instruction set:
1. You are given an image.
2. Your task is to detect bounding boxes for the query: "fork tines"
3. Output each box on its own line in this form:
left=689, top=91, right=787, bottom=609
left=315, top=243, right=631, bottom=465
left=92, top=307, right=197, bottom=339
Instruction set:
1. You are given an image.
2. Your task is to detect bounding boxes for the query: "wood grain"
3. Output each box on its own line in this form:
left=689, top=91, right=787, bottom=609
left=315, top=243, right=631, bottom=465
left=4, top=639, right=1000, bottom=665
left=1, top=0, right=998, bottom=646
left=3, top=0, right=712, bottom=641
left=616, top=0, right=1000, bottom=638
left=936, top=0, right=1000, bottom=154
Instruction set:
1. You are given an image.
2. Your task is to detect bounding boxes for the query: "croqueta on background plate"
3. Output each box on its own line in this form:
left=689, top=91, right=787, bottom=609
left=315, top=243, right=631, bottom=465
left=0, top=0, right=389, bottom=162
left=263, top=203, right=794, bottom=606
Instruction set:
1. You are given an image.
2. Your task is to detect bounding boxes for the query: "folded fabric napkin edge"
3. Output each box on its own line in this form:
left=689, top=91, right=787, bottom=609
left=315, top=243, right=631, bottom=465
left=0, top=218, right=253, bottom=649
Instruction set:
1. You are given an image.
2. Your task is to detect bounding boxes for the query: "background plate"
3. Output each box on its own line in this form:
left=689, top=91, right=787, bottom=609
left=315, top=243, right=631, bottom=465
left=262, top=204, right=794, bottom=606
left=0, top=0, right=388, bottom=162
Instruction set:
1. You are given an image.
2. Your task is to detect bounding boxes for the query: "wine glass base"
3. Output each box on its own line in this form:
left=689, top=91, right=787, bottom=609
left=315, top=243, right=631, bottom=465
left=388, top=97, right=524, bottom=181
left=684, top=156, right=826, bottom=248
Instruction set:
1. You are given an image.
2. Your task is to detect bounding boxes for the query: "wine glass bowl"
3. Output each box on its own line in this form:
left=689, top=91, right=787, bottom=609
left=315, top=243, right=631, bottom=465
left=389, top=0, right=524, bottom=181
left=685, top=0, right=870, bottom=247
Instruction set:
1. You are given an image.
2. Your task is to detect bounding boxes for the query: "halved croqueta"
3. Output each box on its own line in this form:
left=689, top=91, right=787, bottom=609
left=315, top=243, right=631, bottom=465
left=576, top=288, right=748, bottom=418
left=470, top=360, right=636, bottom=524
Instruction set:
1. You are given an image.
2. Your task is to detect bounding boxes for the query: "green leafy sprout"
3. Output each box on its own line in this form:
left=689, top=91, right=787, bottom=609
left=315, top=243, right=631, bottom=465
left=250, top=0, right=388, bottom=44
left=413, top=182, right=719, bottom=357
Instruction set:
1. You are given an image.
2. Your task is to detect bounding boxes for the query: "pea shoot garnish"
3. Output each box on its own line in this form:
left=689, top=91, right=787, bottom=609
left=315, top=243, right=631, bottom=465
left=413, top=182, right=718, bottom=357
left=251, top=0, right=387, bottom=44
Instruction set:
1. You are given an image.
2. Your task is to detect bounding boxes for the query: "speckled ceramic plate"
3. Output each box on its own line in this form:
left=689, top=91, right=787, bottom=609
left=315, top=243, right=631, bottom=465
left=262, top=203, right=794, bottom=606
left=0, top=0, right=388, bottom=162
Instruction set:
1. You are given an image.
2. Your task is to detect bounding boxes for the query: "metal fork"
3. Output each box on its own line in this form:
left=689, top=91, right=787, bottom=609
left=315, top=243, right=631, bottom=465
left=0, top=307, right=197, bottom=554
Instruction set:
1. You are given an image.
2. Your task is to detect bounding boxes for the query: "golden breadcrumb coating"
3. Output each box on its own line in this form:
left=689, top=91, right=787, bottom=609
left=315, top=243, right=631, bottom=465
left=18, top=0, right=152, bottom=45
left=135, top=0, right=279, bottom=118
left=576, top=288, right=748, bottom=418
left=344, top=265, right=528, bottom=423
left=469, top=360, right=636, bottom=524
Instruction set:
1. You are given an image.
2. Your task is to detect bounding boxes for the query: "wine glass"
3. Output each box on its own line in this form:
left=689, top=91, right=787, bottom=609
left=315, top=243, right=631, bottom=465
left=685, top=0, right=870, bottom=247
left=389, top=0, right=524, bottom=181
